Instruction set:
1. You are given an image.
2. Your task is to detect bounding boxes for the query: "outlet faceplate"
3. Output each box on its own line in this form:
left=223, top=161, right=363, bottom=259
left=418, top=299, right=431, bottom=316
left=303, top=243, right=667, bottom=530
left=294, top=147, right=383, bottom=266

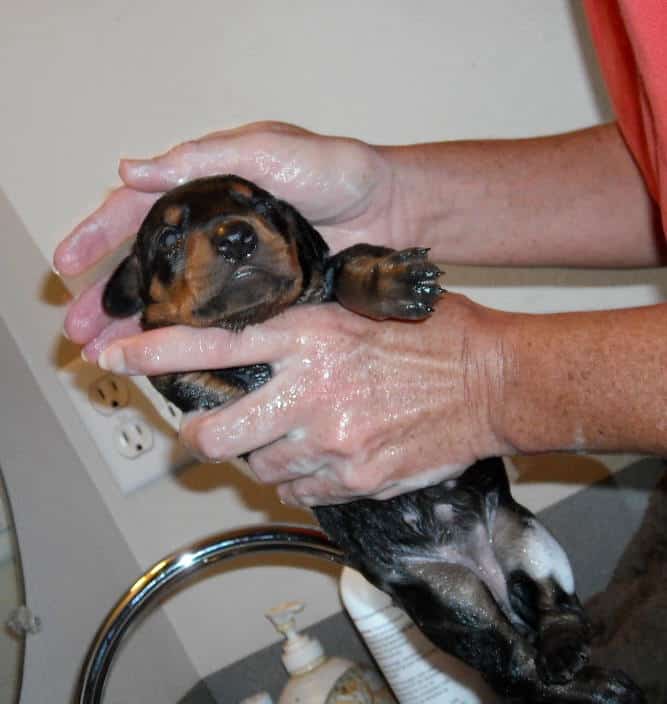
left=58, top=358, right=194, bottom=493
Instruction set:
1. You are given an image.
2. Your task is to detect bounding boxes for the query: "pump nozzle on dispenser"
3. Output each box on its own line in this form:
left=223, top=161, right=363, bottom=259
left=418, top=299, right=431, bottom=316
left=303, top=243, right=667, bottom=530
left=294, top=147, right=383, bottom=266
left=266, top=600, right=392, bottom=704
left=266, top=602, right=305, bottom=640
left=265, top=601, right=325, bottom=675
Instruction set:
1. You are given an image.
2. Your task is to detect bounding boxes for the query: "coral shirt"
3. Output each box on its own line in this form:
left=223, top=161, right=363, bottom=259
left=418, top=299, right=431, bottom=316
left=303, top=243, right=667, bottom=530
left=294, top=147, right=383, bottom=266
left=584, top=1, right=667, bottom=235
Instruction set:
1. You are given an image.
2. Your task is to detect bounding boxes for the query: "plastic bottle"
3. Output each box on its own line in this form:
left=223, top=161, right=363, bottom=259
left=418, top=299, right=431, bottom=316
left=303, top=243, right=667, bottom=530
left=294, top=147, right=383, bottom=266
left=339, top=567, right=498, bottom=704
left=266, top=601, right=395, bottom=704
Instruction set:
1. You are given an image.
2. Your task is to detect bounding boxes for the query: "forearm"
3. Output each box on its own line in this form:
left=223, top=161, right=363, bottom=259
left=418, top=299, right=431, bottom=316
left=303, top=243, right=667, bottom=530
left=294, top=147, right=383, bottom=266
left=382, top=123, right=663, bottom=268
left=496, top=302, right=667, bottom=456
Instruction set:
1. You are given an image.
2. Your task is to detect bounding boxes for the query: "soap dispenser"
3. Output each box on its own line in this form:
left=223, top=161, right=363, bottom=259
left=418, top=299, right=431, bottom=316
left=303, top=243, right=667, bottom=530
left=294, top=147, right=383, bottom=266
left=266, top=601, right=393, bottom=704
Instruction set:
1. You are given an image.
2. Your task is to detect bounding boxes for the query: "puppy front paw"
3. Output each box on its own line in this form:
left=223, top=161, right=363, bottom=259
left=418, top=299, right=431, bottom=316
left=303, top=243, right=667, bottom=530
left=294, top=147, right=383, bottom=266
left=375, top=247, right=444, bottom=320
left=537, top=620, right=591, bottom=684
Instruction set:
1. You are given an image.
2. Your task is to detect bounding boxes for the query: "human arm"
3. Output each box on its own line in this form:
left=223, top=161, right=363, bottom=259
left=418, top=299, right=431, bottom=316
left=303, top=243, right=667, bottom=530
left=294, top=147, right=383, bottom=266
left=55, top=122, right=662, bottom=354
left=93, top=291, right=667, bottom=505
left=55, top=121, right=661, bottom=282
left=384, top=122, right=664, bottom=268
left=54, top=121, right=667, bottom=505
left=499, top=302, right=667, bottom=456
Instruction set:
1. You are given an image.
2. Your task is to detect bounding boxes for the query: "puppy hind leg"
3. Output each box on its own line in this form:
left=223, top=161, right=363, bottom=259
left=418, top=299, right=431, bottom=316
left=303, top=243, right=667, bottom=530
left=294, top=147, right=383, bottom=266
left=387, top=564, right=542, bottom=699
left=493, top=506, right=591, bottom=684
left=401, top=563, right=641, bottom=703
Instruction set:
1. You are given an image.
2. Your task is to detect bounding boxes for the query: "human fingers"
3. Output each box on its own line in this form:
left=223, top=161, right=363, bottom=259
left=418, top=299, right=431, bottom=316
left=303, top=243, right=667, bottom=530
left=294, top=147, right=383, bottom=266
left=118, top=122, right=313, bottom=193
left=276, top=461, right=429, bottom=506
left=252, top=433, right=410, bottom=505
left=81, top=316, right=143, bottom=363
left=276, top=458, right=408, bottom=506
left=94, top=302, right=346, bottom=375
left=276, top=473, right=366, bottom=507
left=64, top=276, right=113, bottom=345
left=54, top=187, right=159, bottom=277
left=179, top=374, right=308, bottom=462
left=119, top=122, right=387, bottom=227
left=96, top=322, right=295, bottom=376
left=246, top=436, right=342, bottom=485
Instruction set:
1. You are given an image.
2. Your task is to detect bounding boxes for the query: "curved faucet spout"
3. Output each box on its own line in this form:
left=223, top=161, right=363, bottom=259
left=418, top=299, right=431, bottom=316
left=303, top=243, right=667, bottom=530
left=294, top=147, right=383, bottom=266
left=79, top=524, right=345, bottom=704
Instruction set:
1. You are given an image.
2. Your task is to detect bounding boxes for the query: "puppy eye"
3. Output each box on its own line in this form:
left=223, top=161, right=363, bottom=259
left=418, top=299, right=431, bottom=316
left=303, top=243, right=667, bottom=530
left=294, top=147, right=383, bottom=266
left=158, top=226, right=182, bottom=251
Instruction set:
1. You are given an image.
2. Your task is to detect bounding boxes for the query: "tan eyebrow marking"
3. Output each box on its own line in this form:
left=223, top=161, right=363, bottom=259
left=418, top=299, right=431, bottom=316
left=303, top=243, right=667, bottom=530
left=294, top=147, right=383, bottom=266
left=163, top=205, right=184, bottom=226
left=230, top=181, right=254, bottom=198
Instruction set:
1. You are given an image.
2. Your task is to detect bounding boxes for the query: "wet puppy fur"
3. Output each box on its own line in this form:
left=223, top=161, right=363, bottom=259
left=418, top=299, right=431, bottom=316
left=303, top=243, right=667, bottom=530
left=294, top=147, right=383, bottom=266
left=103, top=175, right=644, bottom=703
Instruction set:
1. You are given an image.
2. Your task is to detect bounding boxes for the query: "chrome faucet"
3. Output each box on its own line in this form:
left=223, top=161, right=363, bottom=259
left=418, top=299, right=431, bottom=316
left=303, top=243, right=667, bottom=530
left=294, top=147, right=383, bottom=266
left=79, top=524, right=345, bottom=704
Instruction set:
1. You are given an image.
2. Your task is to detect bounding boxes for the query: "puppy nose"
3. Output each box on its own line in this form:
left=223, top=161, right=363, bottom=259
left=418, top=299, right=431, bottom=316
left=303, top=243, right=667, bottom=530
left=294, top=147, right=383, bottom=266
left=215, top=221, right=258, bottom=262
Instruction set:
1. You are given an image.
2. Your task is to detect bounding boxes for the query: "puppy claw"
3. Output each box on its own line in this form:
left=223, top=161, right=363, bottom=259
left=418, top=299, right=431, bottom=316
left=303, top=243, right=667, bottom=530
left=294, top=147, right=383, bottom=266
left=390, top=247, right=428, bottom=263
left=370, top=248, right=444, bottom=320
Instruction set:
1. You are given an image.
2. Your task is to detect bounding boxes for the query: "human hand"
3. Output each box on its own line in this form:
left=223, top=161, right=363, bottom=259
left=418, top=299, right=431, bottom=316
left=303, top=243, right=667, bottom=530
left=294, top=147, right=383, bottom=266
left=95, top=293, right=513, bottom=505
left=54, top=122, right=408, bottom=358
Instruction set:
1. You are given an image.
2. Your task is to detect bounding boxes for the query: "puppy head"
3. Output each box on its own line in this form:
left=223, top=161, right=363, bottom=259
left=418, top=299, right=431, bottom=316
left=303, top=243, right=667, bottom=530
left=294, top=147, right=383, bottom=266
left=103, top=175, right=326, bottom=330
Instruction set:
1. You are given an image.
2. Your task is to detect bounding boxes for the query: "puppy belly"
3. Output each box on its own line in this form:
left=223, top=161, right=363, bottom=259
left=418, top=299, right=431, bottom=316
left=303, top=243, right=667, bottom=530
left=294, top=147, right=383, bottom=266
left=402, top=522, right=516, bottom=627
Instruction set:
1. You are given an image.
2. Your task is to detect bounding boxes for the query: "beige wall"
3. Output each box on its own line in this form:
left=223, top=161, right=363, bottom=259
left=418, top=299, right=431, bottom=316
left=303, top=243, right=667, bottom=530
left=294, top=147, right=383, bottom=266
left=0, top=0, right=661, bottom=688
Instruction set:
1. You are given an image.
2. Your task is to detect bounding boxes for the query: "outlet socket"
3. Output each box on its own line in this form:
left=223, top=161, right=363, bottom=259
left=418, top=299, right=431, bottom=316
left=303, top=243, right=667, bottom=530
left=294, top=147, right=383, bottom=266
left=88, top=373, right=130, bottom=415
left=58, top=358, right=194, bottom=493
left=113, top=417, right=154, bottom=459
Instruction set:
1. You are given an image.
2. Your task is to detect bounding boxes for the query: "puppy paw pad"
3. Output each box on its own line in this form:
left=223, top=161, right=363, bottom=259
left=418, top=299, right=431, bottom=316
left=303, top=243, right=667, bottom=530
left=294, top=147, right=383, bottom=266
left=375, top=248, right=445, bottom=319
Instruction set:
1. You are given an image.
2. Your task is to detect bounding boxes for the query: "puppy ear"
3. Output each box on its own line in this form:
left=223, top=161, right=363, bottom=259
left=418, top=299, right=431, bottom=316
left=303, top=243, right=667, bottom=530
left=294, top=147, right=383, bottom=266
left=102, top=252, right=145, bottom=317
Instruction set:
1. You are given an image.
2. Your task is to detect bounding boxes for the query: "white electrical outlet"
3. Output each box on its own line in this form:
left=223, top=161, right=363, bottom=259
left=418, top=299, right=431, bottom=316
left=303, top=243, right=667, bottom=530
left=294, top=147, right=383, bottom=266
left=113, top=418, right=154, bottom=459
left=58, top=358, right=195, bottom=494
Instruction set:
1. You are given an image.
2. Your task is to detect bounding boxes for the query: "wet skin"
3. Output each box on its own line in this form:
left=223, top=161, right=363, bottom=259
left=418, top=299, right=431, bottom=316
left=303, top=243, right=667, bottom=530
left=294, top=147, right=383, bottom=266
left=103, top=175, right=644, bottom=704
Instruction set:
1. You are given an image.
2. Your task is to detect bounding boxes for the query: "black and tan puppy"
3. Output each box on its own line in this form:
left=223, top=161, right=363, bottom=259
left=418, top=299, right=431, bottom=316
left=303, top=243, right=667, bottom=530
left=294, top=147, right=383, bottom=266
left=103, top=175, right=643, bottom=704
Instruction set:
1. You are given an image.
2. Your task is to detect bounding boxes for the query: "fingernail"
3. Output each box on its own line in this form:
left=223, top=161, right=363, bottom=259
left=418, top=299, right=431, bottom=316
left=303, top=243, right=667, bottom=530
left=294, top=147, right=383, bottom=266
left=120, top=157, right=144, bottom=169
left=81, top=348, right=89, bottom=362
left=98, top=345, right=126, bottom=373
left=278, top=488, right=296, bottom=506
left=51, top=262, right=61, bottom=276
left=120, top=158, right=154, bottom=181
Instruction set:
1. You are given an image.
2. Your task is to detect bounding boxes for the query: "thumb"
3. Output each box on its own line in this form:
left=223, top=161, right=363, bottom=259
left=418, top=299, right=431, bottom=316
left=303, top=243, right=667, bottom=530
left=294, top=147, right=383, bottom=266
left=119, top=137, right=242, bottom=192
left=118, top=121, right=313, bottom=193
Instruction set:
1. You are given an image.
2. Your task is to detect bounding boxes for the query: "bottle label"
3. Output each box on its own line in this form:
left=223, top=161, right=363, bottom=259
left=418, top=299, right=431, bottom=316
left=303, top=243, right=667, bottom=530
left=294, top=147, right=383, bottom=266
left=325, top=666, right=375, bottom=704
left=359, top=665, right=398, bottom=704
left=353, top=605, right=493, bottom=704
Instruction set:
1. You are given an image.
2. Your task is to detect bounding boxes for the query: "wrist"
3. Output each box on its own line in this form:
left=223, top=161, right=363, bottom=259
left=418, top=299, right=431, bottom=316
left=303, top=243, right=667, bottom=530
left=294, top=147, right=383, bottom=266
left=493, top=310, right=573, bottom=456
left=452, top=298, right=519, bottom=459
left=462, top=303, right=594, bottom=459
left=376, top=143, right=450, bottom=250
